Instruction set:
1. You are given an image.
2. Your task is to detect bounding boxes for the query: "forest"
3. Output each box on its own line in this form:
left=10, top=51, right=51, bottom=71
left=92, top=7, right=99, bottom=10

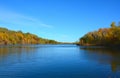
left=0, top=27, right=58, bottom=45
left=79, top=22, right=120, bottom=46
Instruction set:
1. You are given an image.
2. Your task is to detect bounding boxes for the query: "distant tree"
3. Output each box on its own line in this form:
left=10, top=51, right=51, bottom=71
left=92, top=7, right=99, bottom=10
left=118, top=22, right=120, bottom=27
left=111, top=22, right=116, bottom=28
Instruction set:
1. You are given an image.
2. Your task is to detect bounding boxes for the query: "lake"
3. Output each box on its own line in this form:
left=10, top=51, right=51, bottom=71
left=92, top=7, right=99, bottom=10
left=0, top=44, right=120, bottom=78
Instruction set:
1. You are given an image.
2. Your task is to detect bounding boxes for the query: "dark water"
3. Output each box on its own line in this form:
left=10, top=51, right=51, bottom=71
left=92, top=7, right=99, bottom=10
left=0, top=45, right=120, bottom=78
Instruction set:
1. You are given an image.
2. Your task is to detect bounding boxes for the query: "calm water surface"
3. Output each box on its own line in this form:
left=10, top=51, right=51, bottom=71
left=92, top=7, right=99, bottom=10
left=0, top=44, right=120, bottom=78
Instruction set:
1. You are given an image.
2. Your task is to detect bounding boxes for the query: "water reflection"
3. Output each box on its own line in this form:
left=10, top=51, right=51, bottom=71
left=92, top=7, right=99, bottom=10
left=80, top=46, right=120, bottom=72
left=0, top=45, right=38, bottom=67
left=0, top=45, right=120, bottom=78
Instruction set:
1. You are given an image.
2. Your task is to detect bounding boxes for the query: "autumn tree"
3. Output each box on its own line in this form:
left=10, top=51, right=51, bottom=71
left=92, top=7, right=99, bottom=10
left=79, top=22, right=120, bottom=46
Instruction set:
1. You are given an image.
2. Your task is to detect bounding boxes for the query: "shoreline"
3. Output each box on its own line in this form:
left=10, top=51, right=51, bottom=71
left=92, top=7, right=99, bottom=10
left=76, top=43, right=120, bottom=49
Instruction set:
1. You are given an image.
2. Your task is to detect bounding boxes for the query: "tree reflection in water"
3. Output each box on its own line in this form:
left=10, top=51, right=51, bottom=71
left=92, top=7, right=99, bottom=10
left=80, top=46, right=120, bottom=72
left=0, top=45, right=38, bottom=67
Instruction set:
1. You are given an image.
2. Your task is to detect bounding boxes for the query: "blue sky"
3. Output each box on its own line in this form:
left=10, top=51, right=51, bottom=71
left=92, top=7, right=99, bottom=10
left=0, top=0, right=120, bottom=42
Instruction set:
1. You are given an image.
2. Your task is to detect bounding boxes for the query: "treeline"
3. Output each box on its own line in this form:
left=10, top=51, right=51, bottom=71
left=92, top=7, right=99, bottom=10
left=0, top=27, right=58, bottom=45
left=79, top=22, right=120, bottom=46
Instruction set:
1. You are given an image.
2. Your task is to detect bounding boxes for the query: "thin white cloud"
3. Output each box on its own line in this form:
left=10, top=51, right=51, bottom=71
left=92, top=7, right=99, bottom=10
left=40, top=23, right=53, bottom=28
left=0, top=8, right=53, bottom=28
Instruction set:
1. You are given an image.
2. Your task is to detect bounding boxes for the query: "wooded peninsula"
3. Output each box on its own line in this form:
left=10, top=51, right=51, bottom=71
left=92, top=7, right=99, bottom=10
left=79, top=22, right=120, bottom=46
left=0, top=27, right=58, bottom=45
